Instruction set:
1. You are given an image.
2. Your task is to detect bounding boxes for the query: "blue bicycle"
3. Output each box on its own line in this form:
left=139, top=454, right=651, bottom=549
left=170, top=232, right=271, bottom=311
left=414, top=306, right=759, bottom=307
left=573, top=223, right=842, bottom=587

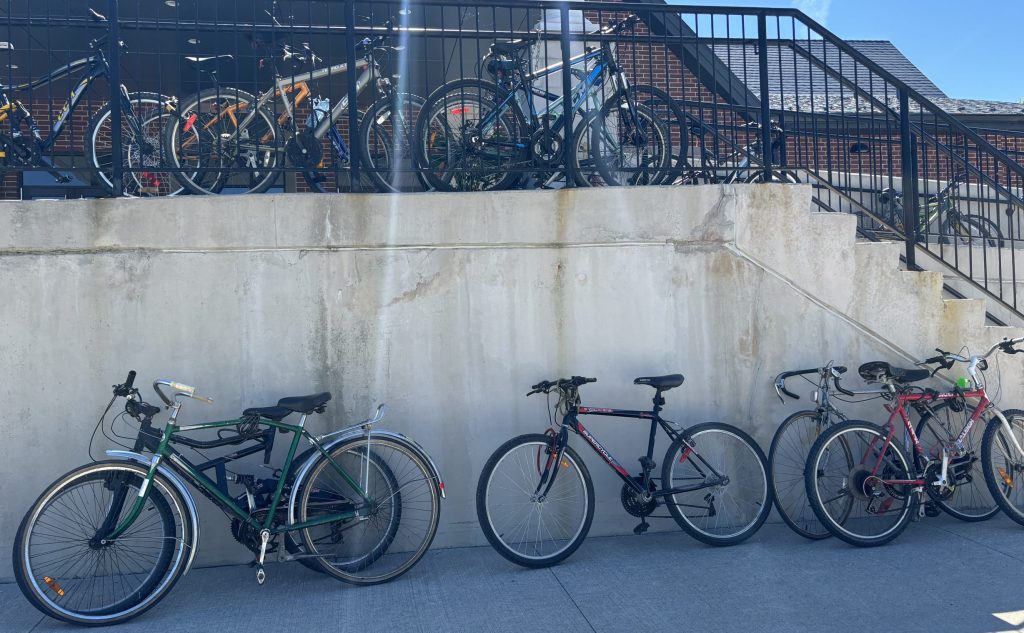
left=414, top=14, right=673, bottom=191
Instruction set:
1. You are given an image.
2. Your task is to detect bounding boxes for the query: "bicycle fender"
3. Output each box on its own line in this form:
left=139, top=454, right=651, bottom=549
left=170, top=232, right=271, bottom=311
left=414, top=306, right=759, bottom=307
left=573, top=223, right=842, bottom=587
left=105, top=450, right=201, bottom=576
left=287, top=430, right=445, bottom=527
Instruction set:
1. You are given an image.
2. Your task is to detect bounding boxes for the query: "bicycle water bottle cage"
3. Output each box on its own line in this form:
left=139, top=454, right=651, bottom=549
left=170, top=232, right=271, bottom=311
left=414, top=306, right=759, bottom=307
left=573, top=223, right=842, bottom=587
left=858, top=361, right=930, bottom=384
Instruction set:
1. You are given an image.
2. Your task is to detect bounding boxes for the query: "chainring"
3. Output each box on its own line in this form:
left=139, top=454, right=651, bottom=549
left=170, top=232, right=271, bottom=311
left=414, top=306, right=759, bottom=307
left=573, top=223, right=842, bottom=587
left=530, top=128, right=563, bottom=166
left=620, top=476, right=658, bottom=517
left=286, top=132, right=323, bottom=169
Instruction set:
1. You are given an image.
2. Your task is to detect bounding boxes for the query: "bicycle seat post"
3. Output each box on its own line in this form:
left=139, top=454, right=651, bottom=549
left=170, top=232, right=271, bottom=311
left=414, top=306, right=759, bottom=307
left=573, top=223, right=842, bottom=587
left=652, top=390, right=665, bottom=416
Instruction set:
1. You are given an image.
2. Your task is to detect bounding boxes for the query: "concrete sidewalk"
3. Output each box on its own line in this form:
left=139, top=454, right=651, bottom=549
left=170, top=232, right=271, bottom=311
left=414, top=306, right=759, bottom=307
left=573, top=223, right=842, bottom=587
left=6, top=518, right=1024, bottom=633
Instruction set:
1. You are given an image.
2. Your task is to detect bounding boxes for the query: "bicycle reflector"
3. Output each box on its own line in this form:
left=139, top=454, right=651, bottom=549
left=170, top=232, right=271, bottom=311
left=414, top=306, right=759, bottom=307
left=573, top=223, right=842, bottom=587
left=183, top=112, right=198, bottom=133
left=450, top=107, right=469, bottom=116
left=43, top=576, right=65, bottom=597
left=998, top=468, right=1015, bottom=489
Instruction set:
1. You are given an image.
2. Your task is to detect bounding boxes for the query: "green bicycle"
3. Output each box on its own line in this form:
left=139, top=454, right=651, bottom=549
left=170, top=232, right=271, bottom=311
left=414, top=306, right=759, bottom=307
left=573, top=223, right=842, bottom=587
left=13, top=371, right=444, bottom=626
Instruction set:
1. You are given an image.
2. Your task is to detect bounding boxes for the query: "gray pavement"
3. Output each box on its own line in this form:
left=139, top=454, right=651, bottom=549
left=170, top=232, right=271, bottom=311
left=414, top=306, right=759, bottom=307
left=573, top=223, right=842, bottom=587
left=6, top=517, right=1024, bottom=633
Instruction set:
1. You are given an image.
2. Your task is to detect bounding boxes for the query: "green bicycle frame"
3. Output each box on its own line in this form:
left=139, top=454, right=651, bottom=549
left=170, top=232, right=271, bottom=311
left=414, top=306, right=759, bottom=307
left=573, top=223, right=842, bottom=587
left=105, top=412, right=374, bottom=540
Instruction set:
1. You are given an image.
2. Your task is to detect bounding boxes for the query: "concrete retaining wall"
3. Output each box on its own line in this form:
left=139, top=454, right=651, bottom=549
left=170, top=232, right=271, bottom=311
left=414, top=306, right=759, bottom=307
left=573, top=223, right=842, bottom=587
left=1, top=184, right=1020, bottom=580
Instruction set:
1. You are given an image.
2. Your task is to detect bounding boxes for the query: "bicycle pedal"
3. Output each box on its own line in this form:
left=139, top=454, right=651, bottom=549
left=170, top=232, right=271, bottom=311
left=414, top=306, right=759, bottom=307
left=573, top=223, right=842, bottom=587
left=256, top=566, right=266, bottom=585
left=924, top=502, right=941, bottom=518
left=633, top=521, right=650, bottom=535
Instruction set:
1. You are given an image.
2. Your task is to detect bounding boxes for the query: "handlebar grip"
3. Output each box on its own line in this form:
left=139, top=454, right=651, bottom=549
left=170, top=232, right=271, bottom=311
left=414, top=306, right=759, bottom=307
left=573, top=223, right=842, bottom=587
left=834, top=366, right=847, bottom=374
left=125, top=370, right=136, bottom=390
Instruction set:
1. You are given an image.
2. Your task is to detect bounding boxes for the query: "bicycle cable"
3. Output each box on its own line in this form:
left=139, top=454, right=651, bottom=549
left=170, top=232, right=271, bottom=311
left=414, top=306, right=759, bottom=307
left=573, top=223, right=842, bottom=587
left=87, top=394, right=119, bottom=462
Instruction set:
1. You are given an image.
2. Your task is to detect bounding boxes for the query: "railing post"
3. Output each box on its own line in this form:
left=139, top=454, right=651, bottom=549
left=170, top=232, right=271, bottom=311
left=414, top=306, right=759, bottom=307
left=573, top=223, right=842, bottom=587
left=899, top=88, right=917, bottom=268
left=344, top=0, right=360, bottom=189
left=756, top=13, right=772, bottom=181
left=560, top=5, right=574, bottom=188
left=107, top=0, right=122, bottom=197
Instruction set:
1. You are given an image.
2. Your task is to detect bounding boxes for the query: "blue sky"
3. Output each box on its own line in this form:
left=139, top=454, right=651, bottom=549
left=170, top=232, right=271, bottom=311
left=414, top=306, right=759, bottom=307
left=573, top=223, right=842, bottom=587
left=667, top=0, right=1023, bottom=102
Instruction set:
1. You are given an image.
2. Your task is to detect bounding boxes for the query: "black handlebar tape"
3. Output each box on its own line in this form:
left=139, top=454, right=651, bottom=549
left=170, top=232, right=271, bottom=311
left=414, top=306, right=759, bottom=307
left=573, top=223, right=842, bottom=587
left=833, top=376, right=855, bottom=397
left=777, top=384, right=799, bottom=400
left=125, top=370, right=136, bottom=390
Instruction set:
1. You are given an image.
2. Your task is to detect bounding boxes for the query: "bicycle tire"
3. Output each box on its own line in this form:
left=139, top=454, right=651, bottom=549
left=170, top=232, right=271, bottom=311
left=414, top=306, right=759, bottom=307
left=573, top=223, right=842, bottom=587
left=916, top=401, right=999, bottom=522
left=744, top=169, right=800, bottom=184
left=662, top=422, right=771, bottom=546
left=769, top=410, right=848, bottom=539
left=13, top=461, right=192, bottom=626
left=981, top=408, right=1024, bottom=527
left=297, top=436, right=440, bottom=585
left=476, top=433, right=594, bottom=568
left=162, top=87, right=280, bottom=195
left=85, top=92, right=182, bottom=197
left=946, top=213, right=995, bottom=244
left=805, top=421, right=914, bottom=547
left=356, top=92, right=430, bottom=193
left=626, top=84, right=688, bottom=185
left=415, top=78, right=528, bottom=192
left=584, top=98, right=670, bottom=187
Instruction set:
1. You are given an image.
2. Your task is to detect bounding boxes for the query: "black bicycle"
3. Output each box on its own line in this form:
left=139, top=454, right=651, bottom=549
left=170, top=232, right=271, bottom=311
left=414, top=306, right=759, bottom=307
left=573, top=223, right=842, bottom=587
left=0, top=9, right=179, bottom=197
left=476, top=375, right=771, bottom=568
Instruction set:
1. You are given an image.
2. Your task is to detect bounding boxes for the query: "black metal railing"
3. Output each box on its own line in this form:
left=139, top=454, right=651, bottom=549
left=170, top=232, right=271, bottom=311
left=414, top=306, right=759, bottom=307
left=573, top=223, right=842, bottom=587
left=3, top=1, right=1024, bottom=319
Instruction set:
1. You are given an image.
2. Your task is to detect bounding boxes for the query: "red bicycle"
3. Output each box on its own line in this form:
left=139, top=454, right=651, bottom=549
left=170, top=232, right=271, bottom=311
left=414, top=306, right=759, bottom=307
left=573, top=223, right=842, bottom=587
left=804, top=337, right=1024, bottom=547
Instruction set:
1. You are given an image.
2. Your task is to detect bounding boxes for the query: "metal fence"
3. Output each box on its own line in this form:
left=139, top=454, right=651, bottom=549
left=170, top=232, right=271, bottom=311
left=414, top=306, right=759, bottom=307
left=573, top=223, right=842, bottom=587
left=4, top=0, right=1024, bottom=319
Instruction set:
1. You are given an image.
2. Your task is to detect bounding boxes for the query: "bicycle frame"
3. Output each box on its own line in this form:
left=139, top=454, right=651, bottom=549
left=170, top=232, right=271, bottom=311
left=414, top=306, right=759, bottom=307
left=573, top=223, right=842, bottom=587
left=1, top=54, right=144, bottom=153
left=102, top=409, right=373, bottom=541
left=543, top=403, right=725, bottom=502
left=868, top=388, right=990, bottom=489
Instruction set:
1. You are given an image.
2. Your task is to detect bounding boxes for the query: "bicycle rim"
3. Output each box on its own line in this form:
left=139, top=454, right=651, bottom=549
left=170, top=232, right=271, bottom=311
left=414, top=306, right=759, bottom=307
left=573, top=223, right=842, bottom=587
left=16, top=464, right=189, bottom=624
left=983, top=410, right=1024, bottom=526
left=299, top=437, right=439, bottom=584
left=589, top=100, right=669, bottom=186
left=418, top=81, right=525, bottom=191
left=917, top=404, right=998, bottom=521
left=482, top=440, right=590, bottom=563
left=362, top=93, right=429, bottom=192
left=770, top=411, right=836, bottom=538
left=664, top=425, right=770, bottom=542
left=808, top=424, right=913, bottom=543
left=89, top=95, right=182, bottom=197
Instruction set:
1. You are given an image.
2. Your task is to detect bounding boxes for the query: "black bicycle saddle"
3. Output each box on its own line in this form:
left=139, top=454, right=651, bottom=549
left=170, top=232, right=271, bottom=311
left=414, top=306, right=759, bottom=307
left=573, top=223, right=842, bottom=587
left=858, top=361, right=930, bottom=384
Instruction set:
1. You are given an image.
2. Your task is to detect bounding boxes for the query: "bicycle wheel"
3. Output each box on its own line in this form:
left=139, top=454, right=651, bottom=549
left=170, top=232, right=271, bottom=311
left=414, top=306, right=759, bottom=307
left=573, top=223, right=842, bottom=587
left=744, top=169, right=800, bottom=184
left=415, top=78, right=528, bottom=192
left=162, top=87, right=280, bottom=195
left=981, top=408, right=1024, bottom=527
left=86, top=92, right=182, bottom=197
left=769, top=410, right=850, bottom=539
left=662, top=423, right=771, bottom=546
left=946, top=213, right=998, bottom=247
left=13, top=461, right=192, bottom=626
left=476, top=433, right=594, bottom=568
left=916, top=401, right=999, bottom=521
left=353, top=92, right=430, bottom=193
left=628, top=85, right=687, bottom=185
left=583, top=99, right=670, bottom=187
left=805, top=421, right=914, bottom=547
left=296, top=436, right=440, bottom=585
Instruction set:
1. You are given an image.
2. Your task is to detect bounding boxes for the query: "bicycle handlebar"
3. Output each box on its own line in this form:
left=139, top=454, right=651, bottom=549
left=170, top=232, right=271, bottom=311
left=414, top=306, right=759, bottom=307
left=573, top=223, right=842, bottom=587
left=112, top=370, right=137, bottom=397
left=915, top=337, right=1024, bottom=379
left=527, top=376, right=596, bottom=396
left=774, top=365, right=847, bottom=402
left=152, top=378, right=213, bottom=407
